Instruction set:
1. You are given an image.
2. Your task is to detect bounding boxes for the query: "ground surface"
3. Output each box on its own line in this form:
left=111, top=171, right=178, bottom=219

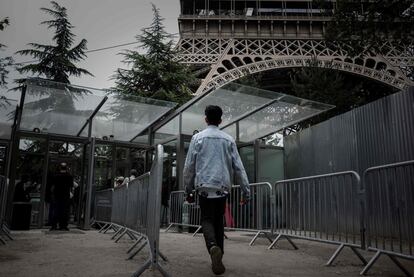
left=0, top=227, right=413, bottom=277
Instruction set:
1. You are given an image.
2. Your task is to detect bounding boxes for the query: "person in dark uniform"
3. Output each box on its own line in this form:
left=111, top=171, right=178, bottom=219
left=50, top=162, right=73, bottom=231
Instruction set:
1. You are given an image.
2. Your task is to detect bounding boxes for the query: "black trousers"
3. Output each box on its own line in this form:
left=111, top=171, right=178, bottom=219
left=199, top=196, right=227, bottom=253
left=50, top=199, right=70, bottom=229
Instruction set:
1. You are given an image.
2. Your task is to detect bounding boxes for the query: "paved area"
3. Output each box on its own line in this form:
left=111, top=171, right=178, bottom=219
left=0, top=227, right=413, bottom=277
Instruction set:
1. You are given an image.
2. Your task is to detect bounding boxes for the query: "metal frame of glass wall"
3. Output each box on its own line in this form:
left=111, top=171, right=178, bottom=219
left=4, top=78, right=176, bottom=229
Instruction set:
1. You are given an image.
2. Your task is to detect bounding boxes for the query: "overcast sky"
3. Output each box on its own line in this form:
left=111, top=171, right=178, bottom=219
left=0, top=0, right=181, bottom=92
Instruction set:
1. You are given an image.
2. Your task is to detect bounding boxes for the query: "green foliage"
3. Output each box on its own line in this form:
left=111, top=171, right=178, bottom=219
left=290, top=58, right=395, bottom=126
left=0, top=17, right=9, bottom=31
left=325, top=0, right=414, bottom=56
left=0, top=17, right=14, bottom=88
left=113, top=4, right=196, bottom=105
left=16, top=1, right=92, bottom=84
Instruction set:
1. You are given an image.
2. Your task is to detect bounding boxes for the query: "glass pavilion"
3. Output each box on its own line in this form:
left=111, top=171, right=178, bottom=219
left=1, top=78, right=332, bottom=229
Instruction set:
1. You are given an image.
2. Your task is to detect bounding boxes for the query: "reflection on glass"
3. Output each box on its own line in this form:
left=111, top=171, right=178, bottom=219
left=257, top=147, right=284, bottom=183
left=0, top=97, right=17, bottom=139
left=22, top=79, right=105, bottom=136
left=238, top=98, right=328, bottom=142
left=0, top=145, right=6, bottom=175
left=154, top=116, right=179, bottom=144
left=222, top=124, right=237, bottom=140
left=21, top=79, right=176, bottom=141
left=239, top=146, right=255, bottom=183
left=181, top=84, right=279, bottom=136
left=91, top=92, right=176, bottom=141
left=179, top=83, right=332, bottom=141
left=15, top=137, right=46, bottom=227
left=94, top=144, right=113, bottom=190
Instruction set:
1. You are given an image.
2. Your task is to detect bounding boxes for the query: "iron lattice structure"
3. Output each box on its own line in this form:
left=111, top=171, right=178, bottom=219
left=176, top=38, right=414, bottom=95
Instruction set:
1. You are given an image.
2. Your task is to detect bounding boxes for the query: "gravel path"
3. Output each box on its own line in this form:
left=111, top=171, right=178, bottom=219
left=0, top=228, right=413, bottom=277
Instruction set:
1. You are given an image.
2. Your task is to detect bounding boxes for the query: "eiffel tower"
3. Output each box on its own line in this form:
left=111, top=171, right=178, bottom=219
left=175, top=0, right=414, bottom=95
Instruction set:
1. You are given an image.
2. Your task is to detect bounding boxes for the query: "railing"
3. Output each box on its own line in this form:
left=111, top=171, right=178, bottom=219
left=0, top=175, right=13, bottom=244
left=95, top=145, right=169, bottom=277
left=270, top=171, right=366, bottom=266
left=166, top=182, right=273, bottom=246
left=361, top=160, right=414, bottom=276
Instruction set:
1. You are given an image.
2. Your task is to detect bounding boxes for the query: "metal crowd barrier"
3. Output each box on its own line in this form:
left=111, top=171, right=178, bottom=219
left=166, top=182, right=273, bottom=246
left=94, top=189, right=113, bottom=228
left=270, top=171, right=367, bottom=266
left=96, top=145, right=169, bottom=277
left=361, top=160, right=414, bottom=277
left=0, top=175, right=13, bottom=244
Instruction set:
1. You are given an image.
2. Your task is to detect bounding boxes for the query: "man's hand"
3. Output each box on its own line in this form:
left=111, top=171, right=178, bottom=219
left=186, top=193, right=195, bottom=204
left=240, top=196, right=249, bottom=206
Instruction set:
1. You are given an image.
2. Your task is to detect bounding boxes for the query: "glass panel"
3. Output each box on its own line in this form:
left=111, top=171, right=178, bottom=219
left=91, top=93, right=176, bottom=141
left=238, top=145, right=255, bottom=183
left=94, top=144, right=113, bottom=190
left=238, top=96, right=330, bottom=142
left=22, top=79, right=176, bottom=141
left=257, top=146, right=284, bottom=183
left=181, top=84, right=282, bottom=135
left=46, top=141, right=84, bottom=225
left=114, top=147, right=146, bottom=182
left=222, top=123, right=237, bottom=140
left=0, top=98, right=17, bottom=139
left=0, top=144, right=6, bottom=175
left=22, top=79, right=106, bottom=136
left=13, top=137, right=46, bottom=227
left=154, top=116, right=180, bottom=144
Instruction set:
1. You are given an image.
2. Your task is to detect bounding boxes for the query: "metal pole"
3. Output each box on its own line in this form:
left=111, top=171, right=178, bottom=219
left=84, top=120, right=96, bottom=229
left=38, top=136, right=50, bottom=228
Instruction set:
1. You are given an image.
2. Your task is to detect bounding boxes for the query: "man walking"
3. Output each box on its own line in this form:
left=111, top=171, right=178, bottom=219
left=184, top=105, right=250, bottom=275
left=50, top=162, right=73, bottom=231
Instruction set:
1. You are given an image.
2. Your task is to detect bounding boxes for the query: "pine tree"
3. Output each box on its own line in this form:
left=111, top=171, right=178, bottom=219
left=325, top=0, right=414, bottom=57
left=16, top=1, right=92, bottom=84
left=0, top=17, right=14, bottom=88
left=113, top=4, right=196, bottom=105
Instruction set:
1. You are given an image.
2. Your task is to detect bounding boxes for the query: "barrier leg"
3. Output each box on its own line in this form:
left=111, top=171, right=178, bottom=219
left=114, top=229, right=127, bottom=242
left=132, top=258, right=151, bottom=277
left=388, top=254, right=413, bottom=277
left=192, top=226, right=202, bottom=237
left=111, top=227, right=124, bottom=240
left=1, top=226, right=13, bottom=241
left=126, top=230, right=137, bottom=240
left=249, top=231, right=261, bottom=246
left=224, top=233, right=228, bottom=240
left=360, top=251, right=381, bottom=275
left=164, top=224, right=174, bottom=232
left=153, top=262, right=171, bottom=277
left=127, top=236, right=145, bottom=254
left=0, top=236, right=6, bottom=245
left=98, top=223, right=108, bottom=233
left=350, top=246, right=368, bottom=265
left=268, top=234, right=298, bottom=250
left=326, top=243, right=346, bottom=266
left=159, top=251, right=168, bottom=262
left=103, top=223, right=114, bottom=234
left=128, top=240, right=148, bottom=260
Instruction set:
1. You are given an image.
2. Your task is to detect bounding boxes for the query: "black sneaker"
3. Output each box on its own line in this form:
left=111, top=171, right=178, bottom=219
left=209, top=246, right=225, bottom=275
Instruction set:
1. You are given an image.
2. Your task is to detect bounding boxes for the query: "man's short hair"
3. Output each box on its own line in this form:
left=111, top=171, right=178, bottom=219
left=205, top=105, right=223, bottom=125
left=130, top=169, right=138, bottom=177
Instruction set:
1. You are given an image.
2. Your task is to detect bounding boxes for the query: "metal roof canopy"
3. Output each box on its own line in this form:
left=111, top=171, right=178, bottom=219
left=144, top=82, right=334, bottom=144
left=20, top=78, right=177, bottom=143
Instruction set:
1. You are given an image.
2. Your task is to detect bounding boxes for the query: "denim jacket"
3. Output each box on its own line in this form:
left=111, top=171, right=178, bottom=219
left=184, top=125, right=250, bottom=199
